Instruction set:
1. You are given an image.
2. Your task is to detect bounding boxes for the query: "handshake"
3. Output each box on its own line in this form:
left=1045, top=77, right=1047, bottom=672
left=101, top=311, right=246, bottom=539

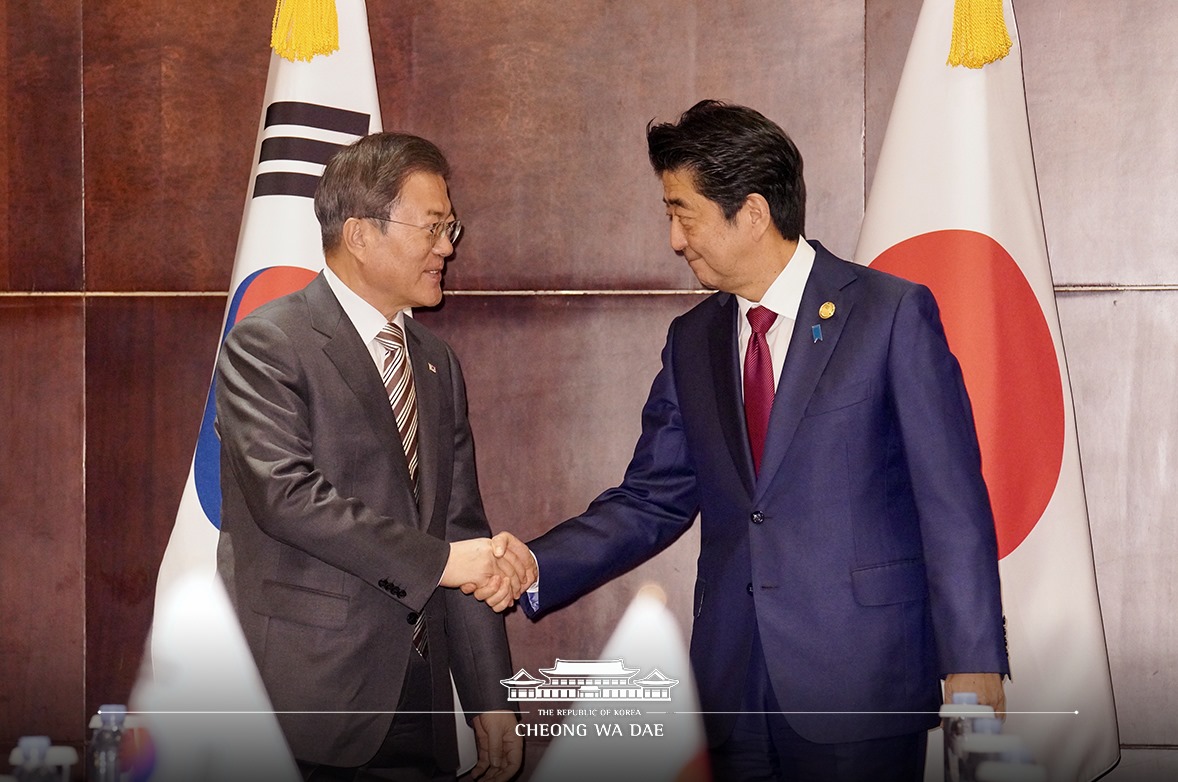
left=441, top=532, right=537, bottom=612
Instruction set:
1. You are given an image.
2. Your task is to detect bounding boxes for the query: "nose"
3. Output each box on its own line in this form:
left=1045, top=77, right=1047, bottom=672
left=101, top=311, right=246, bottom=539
left=433, top=233, right=454, bottom=258
left=668, top=218, right=688, bottom=253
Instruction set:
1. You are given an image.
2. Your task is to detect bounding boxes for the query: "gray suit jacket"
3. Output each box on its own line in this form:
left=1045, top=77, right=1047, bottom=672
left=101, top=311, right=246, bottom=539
left=215, top=272, right=511, bottom=768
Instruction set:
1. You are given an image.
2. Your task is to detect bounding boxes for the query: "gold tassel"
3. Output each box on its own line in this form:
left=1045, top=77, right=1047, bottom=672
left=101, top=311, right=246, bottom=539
left=947, top=0, right=1013, bottom=69
left=271, top=0, right=339, bottom=62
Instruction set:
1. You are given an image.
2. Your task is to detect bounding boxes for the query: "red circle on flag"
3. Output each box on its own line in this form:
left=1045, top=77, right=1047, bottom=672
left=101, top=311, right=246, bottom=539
left=873, top=230, right=1064, bottom=558
left=236, top=266, right=319, bottom=323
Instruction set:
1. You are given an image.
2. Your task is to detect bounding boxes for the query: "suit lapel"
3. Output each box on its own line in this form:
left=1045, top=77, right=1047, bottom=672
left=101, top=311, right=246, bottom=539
left=404, top=319, right=440, bottom=531
left=307, top=274, right=420, bottom=514
left=707, top=294, right=757, bottom=496
left=754, top=246, right=859, bottom=502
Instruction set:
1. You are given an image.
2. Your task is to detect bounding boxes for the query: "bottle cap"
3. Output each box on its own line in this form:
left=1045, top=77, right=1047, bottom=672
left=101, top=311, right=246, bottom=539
left=11, top=736, right=51, bottom=766
left=98, top=704, right=128, bottom=727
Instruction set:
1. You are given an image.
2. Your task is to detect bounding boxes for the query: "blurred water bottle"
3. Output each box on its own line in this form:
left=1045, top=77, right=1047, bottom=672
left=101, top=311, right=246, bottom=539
left=959, top=731, right=1026, bottom=782
left=11, top=736, right=55, bottom=782
left=89, top=705, right=127, bottom=782
left=940, top=693, right=995, bottom=782
left=975, top=758, right=1047, bottom=782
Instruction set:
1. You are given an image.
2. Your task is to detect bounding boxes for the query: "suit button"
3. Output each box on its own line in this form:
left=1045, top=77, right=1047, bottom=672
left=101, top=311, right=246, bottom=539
left=747, top=583, right=754, bottom=595
left=398, top=589, right=407, bottom=598
left=750, top=511, right=765, bottom=524
left=406, top=612, right=419, bottom=625
left=378, top=579, right=389, bottom=589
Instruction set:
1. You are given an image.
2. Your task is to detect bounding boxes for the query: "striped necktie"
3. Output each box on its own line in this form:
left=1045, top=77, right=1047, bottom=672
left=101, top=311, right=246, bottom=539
left=375, top=321, right=419, bottom=494
left=375, top=320, right=427, bottom=656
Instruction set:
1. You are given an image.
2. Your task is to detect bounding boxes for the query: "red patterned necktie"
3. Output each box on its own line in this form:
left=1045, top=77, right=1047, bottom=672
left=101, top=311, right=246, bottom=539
left=744, top=306, right=779, bottom=475
left=375, top=321, right=427, bottom=657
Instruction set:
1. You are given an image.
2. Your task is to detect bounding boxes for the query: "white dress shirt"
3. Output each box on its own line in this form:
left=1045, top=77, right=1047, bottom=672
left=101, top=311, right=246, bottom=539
left=734, top=236, right=815, bottom=392
left=323, top=265, right=410, bottom=371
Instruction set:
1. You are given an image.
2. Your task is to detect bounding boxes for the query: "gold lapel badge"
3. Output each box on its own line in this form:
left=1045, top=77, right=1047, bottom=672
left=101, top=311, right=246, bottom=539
left=427, top=362, right=437, bottom=373
left=819, top=301, right=836, bottom=320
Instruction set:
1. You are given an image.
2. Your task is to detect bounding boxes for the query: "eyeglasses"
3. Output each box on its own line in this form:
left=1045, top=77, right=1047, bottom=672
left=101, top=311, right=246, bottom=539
left=365, top=215, right=463, bottom=244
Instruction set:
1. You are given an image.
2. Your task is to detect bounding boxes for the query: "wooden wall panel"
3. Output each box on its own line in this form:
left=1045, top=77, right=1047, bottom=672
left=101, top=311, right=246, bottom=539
left=419, top=293, right=707, bottom=775
left=372, top=0, right=866, bottom=291
left=864, top=0, right=921, bottom=204
left=1018, top=1, right=1178, bottom=285
left=0, top=1, right=83, bottom=291
left=84, top=296, right=225, bottom=716
left=1107, top=749, right=1178, bottom=782
left=417, top=294, right=704, bottom=678
left=1058, top=292, right=1178, bottom=746
left=81, top=0, right=270, bottom=292
left=0, top=300, right=85, bottom=744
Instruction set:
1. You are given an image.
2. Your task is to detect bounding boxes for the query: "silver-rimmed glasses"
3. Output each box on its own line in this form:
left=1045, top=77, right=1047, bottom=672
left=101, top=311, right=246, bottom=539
left=365, top=215, right=463, bottom=244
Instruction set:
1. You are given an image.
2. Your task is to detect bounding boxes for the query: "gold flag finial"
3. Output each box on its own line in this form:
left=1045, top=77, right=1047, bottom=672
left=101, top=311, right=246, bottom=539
left=947, top=0, right=1013, bottom=69
left=271, top=0, right=339, bottom=62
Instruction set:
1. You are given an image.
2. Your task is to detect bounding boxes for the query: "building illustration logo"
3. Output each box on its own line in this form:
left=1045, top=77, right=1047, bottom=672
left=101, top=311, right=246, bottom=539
left=500, top=659, right=679, bottom=702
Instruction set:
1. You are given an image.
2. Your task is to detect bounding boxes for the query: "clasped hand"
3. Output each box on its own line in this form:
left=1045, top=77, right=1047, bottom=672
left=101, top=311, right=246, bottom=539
left=440, top=532, right=536, bottom=612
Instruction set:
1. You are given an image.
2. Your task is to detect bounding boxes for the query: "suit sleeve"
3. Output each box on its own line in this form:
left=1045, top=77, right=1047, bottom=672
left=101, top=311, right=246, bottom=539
left=525, top=324, right=701, bottom=617
left=887, top=284, right=1009, bottom=676
left=436, top=346, right=514, bottom=716
left=216, top=315, right=450, bottom=612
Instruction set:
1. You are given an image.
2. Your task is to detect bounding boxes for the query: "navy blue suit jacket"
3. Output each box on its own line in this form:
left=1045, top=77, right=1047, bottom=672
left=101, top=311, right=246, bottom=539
left=525, top=242, right=1008, bottom=745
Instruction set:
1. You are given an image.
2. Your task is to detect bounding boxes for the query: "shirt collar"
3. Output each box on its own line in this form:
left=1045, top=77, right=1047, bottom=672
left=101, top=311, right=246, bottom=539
left=322, top=265, right=405, bottom=344
left=736, top=235, right=816, bottom=322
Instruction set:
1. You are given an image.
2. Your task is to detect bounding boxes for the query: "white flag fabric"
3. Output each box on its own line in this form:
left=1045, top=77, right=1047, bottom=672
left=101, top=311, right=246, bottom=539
left=134, top=575, right=301, bottom=782
left=531, top=586, right=711, bottom=781
left=155, top=0, right=381, bottom=610
left=855, top=2, right=1119, bottom=780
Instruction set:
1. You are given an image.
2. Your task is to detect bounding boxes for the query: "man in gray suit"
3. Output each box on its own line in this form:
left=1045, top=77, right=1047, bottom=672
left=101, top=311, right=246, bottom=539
left=216, top=132, right=531, bottom=782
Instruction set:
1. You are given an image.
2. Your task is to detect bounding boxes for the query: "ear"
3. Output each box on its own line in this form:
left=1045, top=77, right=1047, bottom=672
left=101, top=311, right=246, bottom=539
left=340, top=216, right=371, bottom=260
left=742, top=193, right=773, bottom=239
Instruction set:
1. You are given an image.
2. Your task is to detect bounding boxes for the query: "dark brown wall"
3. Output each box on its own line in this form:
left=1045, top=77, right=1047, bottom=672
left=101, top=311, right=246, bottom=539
left=5, top=1, right=1176, bottom=777
left=0, top=299, right=85, bottom=740
left=1, top=2, right=83, bottom=293
left=1, top=0, right=86, bottom=746
left=0, top=0, right=868, bottom=757
left=2, top=0, right=267, bottom=750
left=72, top=0, right=269, bottom=738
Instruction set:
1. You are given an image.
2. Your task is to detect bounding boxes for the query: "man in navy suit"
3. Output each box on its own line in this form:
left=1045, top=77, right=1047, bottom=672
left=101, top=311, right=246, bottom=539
left=514, top=101, right=1009, bottom=780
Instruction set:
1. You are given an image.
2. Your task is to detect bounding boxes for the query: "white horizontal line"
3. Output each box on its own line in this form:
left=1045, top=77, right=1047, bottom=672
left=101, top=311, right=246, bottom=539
left=1055, top=284, right=1178, bottom=292
left=674, top=710, right=1081, bottom=716
left=5, top=286, right=1174, bottom=299
left=0, top=290, right=709, bottom=298
left=0, top=291, right=227, bottom=298
left=119, top=709, right=1081, bottom=716
left=444, top=290, right=710, bottom=296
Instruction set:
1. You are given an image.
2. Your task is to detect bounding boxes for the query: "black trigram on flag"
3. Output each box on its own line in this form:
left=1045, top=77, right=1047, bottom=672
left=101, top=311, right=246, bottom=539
left=252, top=101, right=370, bottom=199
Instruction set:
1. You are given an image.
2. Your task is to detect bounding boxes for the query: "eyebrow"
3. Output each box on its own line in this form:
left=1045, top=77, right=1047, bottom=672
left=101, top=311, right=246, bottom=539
left=663, top=197, right=689, bottom=209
